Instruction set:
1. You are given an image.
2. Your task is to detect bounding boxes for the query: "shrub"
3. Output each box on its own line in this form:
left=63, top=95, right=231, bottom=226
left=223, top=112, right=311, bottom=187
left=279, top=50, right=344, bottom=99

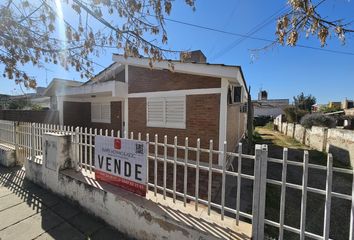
left=31, top=104, right=43, bottom=111
left=283, top=106, right=307, bottom=123
left=8, top=99, right=29, bottom=109
left=300, top=113, right=336, bottom=129
left=254, top=116, right=272, bottom=127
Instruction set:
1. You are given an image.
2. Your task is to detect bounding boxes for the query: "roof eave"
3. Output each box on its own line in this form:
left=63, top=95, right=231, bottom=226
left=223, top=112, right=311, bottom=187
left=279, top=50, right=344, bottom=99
left=112, top=54, right=242, bottom=80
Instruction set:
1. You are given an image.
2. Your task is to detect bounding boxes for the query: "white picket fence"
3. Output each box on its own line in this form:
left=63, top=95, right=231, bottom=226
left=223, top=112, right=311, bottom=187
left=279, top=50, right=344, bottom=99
left=0, top=120, right=353, bottom=240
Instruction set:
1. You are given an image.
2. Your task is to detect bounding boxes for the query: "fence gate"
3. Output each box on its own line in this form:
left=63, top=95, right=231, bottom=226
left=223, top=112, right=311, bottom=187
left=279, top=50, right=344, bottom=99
left=251, top=144, right=354, bottom=240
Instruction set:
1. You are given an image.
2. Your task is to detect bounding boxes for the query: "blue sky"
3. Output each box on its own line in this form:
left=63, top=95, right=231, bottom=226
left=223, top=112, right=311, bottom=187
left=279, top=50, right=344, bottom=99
left=1, top=0, right=353, bottom=103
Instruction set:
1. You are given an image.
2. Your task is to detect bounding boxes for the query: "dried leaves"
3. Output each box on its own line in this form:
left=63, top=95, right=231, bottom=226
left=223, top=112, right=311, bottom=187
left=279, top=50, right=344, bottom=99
left=276, top=0, right=351, bottom=47
left=0, top=0, right=196, bottom=88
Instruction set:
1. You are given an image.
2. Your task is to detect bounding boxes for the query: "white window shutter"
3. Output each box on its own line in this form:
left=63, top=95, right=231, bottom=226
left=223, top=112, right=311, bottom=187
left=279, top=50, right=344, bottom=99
left=91, top=103, right=101, bottom=122
left=147, top=98, right=164, bottom=127
left=165, top=97, right=185, bottom=128
left=101, top=103, right=111, bottom=122
left=147, top=96, right=185, bottom=129
left=91, top=102, right=111, bottom=123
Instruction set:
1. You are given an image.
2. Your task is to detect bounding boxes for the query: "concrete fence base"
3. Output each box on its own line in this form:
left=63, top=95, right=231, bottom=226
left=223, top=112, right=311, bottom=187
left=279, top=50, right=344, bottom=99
left=0, top=144, right=16, bottom=167
left=24, top=132, right=252, bottom=240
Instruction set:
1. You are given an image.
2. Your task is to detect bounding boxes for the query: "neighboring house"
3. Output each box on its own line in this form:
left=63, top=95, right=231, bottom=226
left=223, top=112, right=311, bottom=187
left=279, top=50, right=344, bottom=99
left=2, top=79, right=82, bottom=110
left=252, top=90, right=289, bottom=118
left=55, top=51, right=249, bottom=165
left=0, top=94, right=10, bottom=109
left=311, top=103, right=327, bottom=112
left=314, top=99, right=353, bottom=112
left=43, top=78, right=82, bottom=110
left=6, top=88, right=50, bottom=109
left=342, top=98, right=354, bottom=110
left=328, top=101, right=341, bottom=109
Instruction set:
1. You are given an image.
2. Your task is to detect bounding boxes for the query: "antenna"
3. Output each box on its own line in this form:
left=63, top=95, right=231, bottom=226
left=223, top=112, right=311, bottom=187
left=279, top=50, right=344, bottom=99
left=45, top=69, right=48, bottom=85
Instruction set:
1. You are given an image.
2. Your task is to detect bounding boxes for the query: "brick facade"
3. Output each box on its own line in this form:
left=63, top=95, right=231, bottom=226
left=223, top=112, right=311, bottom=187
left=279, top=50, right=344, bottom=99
left=128, top=66, right=221, bottom=93
left=128, top=92, right=223, bottom=200
left=128, top=94, right=220, bottom=162
left=63, top=101, right=122, bottom=133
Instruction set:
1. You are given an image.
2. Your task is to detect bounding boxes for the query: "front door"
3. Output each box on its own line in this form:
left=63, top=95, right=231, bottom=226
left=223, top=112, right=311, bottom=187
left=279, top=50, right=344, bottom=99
left=111, top=101, right=123, bottom=135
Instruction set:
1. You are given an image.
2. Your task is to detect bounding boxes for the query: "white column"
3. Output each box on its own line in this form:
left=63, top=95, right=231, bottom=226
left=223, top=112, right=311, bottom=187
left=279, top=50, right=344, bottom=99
left=218, top=78, right=228, bottom=166
left=57, top=96, right=64, bottom=125
left=124, top=64, right=129, bottom=135
left=125, top=64, right=129, bottom=83
left=124, top=99, right=129, bottom=136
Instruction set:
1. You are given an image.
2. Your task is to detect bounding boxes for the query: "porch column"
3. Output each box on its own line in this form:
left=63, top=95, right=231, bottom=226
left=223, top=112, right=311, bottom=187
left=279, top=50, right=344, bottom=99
left=57, top=96, right=64, bottom=125
left=218, top=78, right=228, bottom=166
left=124, top=98, right=129, bottom=137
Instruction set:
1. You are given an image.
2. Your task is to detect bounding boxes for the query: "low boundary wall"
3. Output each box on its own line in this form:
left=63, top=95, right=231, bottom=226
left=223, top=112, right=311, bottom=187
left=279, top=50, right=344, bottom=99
left=274, top=120, right=354, bottom=166
left=24, top=132, right=252, bottom=240
left=0, top=110, right=59, bottom=124
left=326, top=128, right=354, bottom=166
left=294, top=124, right=305, bottom=144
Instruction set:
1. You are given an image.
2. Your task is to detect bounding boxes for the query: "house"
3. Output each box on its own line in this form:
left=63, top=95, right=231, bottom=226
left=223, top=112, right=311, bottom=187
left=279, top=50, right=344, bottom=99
left=252, top=90, right=289, bottom=118
left=5, top=88, right=50, bottom=109
left=328, top=101, right=341, bottom=109
left=342, top=98, right=354, bottom=110
left=55, top=51, right=249, bottom=165
left=1, top=79, right=82, bottom=111
left=43, top=78, right=82, bottom=110
left=0, top=94, right=10, bottom=109
left=311, top=103, right=326, bottom=112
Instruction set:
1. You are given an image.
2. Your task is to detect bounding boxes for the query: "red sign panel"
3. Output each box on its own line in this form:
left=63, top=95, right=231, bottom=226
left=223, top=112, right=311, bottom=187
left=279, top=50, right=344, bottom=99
left=94, top=136, right=147, bottom=197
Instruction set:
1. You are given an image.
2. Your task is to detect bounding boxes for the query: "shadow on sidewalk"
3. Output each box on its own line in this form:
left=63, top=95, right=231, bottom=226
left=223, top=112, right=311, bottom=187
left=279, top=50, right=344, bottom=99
left=0, top=166, right=132, bottom=240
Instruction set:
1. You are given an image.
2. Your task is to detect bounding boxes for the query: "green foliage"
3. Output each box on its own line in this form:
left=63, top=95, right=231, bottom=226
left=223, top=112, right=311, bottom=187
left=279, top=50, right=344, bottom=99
left=283, top=106, right=308, bottom=123
left=293, top=92, right=316, bottom=112
left=300, top=113, right=336, bottom=129
left=264, top=122, right=274, bottom=130
left=30, top=104, right=43, bottom=111
left=8, top=99, right=29, bottom=110
left=254, top=116, right=272, bottom=127
left=319, top=105, right=342, bottom=113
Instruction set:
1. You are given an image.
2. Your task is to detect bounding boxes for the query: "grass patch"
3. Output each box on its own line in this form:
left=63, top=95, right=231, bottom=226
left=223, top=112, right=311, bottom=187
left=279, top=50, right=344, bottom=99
left=254, top=126, right=305, bottom=149
left=264, top=122, right=274, bottom=130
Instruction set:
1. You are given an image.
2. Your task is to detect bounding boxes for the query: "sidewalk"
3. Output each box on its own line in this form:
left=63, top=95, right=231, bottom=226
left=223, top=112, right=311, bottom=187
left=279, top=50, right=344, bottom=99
left=0, top=166, right=133, bottom=240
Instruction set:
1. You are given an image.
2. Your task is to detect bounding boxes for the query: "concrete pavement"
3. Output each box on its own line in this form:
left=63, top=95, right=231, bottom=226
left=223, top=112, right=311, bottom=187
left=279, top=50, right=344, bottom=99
left=0, top=166, right=133, bottom=240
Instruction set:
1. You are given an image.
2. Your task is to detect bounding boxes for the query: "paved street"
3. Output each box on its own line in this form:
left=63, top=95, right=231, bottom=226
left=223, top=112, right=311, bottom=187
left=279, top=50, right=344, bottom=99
left=0, top=166, right=133, bottom=240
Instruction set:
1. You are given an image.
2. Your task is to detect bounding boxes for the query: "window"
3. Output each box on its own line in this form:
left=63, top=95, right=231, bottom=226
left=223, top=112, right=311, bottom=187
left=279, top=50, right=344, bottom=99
left=228, top=85, right=242, bottom=104
left=147, top=97, right=186, bottom=129
left=91, top=102, right=111, bottom=123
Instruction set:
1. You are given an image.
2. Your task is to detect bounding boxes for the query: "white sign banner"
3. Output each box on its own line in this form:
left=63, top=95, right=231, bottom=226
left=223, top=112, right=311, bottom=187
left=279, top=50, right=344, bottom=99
left=94, top=135, right=147, bottom=196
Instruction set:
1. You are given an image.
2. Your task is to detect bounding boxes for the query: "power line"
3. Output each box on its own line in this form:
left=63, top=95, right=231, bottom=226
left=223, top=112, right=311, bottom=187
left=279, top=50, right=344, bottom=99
left=211, top=5, right=290, bottom=61
left=163, top=16, right=354, bottom=57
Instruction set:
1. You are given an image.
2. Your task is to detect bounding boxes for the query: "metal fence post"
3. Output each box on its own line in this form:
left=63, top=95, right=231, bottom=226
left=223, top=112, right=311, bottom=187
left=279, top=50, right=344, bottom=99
left=13, top=121, right=18, bottom=162
left=31, top=123, right=35, bottom=161
left=252, top=144, right=268, bottom=240
left=74, top=127, right=80, bottom=171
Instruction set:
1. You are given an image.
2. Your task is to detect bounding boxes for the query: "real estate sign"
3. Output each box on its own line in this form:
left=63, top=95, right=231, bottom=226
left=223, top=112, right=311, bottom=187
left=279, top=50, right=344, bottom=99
left=94, top=135, right=147, bottom=196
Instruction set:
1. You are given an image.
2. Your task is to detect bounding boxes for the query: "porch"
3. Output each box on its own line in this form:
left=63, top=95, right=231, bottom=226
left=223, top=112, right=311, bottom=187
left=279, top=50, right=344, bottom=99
left=56, top=80, right=128, bottom=136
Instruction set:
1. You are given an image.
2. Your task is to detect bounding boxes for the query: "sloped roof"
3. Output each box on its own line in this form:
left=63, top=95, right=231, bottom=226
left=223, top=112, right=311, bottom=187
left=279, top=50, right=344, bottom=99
left=43, top=78, right=82, bottom=97
left=83, top=62, right=124, bottom=85
left=112, top=54, right=249, bottom=94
